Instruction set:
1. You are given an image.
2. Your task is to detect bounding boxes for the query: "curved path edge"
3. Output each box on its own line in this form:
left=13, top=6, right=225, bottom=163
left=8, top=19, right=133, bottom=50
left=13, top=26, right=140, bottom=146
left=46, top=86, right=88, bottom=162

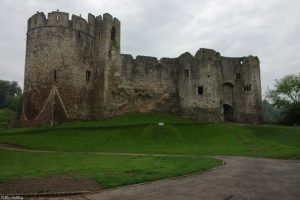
left=30, top=156, right=300, bottom=200
left=1, top=143, right=300, bottom=200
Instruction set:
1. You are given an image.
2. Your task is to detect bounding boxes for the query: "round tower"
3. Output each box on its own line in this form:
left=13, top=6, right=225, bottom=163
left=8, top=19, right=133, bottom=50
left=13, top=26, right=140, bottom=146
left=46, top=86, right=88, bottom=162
left=19, top=11, right=121, bottom=126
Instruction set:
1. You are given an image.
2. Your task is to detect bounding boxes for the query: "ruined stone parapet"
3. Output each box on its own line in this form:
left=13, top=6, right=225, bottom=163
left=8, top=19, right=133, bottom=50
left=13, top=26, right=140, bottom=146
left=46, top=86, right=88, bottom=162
left=27, top=11, right=92, bottom=37
left=195, top=48, right=221, bottom=60
left=27, top=11, right=120, bottom=38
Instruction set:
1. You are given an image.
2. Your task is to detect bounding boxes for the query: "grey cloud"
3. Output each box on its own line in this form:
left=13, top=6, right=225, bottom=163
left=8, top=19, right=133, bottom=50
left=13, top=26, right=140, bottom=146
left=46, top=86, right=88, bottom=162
left=0, top=0, right=299, bottom=95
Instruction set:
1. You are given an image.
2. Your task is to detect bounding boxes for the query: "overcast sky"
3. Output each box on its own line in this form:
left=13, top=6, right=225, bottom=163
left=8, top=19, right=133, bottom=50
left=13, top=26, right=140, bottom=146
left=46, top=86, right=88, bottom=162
left=0, top=0, right=299, bottom=96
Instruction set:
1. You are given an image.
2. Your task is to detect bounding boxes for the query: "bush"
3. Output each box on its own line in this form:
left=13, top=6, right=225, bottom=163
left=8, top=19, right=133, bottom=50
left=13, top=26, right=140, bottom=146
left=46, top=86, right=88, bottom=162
left=279, top=104, right=300, bottom=125
left=0, top=108, right=15, bottom=123
left=262, top=99, right=281, bottom=123
left=1, top=96, right=21, bottom=111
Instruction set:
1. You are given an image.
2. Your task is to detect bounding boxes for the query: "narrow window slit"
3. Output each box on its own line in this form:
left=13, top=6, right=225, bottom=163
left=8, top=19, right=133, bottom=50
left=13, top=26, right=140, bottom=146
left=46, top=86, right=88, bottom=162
left=54, top=70, right=57, bottom=82
left=111, top=27, right=116, bottom=41
left=86, top=70, right=91, bottom=81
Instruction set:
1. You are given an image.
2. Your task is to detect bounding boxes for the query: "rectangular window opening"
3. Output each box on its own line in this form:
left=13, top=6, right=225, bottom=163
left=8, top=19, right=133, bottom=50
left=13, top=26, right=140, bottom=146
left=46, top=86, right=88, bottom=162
left=244, top=84, right=252, bottom=92
left=198, top=86, right=203, bottom=95
left=184, top=69, right=189, bottom=77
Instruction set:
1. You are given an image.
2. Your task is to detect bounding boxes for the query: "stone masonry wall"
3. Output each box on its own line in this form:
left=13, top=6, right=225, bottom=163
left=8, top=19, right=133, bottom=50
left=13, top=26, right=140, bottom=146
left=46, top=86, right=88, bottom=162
left=177, top=49, right=223, bottom=122
left=105, top=54, right=179, bottom=116
left=17, top=11, right=262, bottom=126
left=22, top=11, right=95, bottom=126
left=220, top=56, right=262, bottom=123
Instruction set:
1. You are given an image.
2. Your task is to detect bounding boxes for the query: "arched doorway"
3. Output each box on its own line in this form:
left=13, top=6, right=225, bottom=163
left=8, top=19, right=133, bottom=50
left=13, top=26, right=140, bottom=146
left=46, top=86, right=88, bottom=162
left=223, top=104, right=233, bottom=122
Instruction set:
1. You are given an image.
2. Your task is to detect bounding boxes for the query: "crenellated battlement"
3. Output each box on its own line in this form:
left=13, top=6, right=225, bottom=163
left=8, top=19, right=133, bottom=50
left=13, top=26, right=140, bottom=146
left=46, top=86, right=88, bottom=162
left=27, top=11, right=120, bottom=37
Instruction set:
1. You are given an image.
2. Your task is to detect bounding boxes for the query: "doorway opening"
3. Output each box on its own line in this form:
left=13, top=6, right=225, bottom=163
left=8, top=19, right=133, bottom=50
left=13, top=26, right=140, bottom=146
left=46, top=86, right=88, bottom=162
left=223, top=104, right=233, bottom=122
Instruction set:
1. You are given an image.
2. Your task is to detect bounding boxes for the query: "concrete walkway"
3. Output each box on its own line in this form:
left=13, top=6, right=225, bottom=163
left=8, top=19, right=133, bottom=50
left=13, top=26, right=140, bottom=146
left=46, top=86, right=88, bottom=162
left=31, top=156, right=300, bottom=200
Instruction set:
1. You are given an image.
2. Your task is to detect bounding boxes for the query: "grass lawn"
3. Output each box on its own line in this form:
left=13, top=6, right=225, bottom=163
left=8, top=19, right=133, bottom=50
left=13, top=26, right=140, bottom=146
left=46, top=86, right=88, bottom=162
left=1, top=113, right=299, bottom=159
left=0, top=108, right=15, bottom=128
left=0, top=113, right=300, bottom=193
left=0, top=150, right=221, bottom=189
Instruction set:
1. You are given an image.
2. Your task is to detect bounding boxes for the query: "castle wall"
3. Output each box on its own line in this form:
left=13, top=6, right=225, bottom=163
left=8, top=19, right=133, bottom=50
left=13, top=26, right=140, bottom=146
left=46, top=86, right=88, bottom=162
left=238, top=56, right=262, bottom=123
left=104, top=54, right=179, bottom=116
left=94, top=14, right=122, bottom=118
left=23, top=11, right=96, bottom=125
left=18, top=10, right=263, bottom=126
left=177, top=49, right=223, bottom=122
left=221, top=57, right=244, bottom=121
left=221, top=56, right=262, bottom=123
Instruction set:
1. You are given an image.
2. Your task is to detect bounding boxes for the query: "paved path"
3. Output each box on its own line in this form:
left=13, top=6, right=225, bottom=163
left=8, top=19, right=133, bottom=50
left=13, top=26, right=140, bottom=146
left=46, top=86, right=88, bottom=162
left=31, top=156, right=300, bottom=200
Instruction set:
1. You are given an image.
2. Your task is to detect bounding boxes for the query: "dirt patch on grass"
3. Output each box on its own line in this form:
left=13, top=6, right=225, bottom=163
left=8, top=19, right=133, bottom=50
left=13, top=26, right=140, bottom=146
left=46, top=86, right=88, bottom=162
left=0, top=174, right=101, bottom=194
left=0, top=143, right=33, bottom=149
left=0, top=143, right=51, bottom=152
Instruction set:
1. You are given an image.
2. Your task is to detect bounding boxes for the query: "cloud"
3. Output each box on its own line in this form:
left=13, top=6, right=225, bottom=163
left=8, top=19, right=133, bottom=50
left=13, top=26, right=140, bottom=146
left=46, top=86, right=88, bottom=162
left=0, top=0, right=299, bottom=95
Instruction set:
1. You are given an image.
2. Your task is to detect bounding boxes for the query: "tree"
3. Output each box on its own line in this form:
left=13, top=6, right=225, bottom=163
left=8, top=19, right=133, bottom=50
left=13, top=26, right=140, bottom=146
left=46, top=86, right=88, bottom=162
left=0, top=80, right=22, bottom=111
left=266, top=73, right=300, bottom=125
left=262, top=99, right=281, bottom=123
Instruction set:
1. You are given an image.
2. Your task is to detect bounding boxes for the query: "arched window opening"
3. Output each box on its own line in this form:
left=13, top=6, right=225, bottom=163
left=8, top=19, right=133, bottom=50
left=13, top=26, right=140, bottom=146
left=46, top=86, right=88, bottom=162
left=56, top=15, right=59, bottom=22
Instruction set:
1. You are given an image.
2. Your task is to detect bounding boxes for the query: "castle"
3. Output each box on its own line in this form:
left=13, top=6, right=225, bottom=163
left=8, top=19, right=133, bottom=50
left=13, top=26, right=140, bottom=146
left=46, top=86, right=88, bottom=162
left=16, top=11, right=263, bottom=126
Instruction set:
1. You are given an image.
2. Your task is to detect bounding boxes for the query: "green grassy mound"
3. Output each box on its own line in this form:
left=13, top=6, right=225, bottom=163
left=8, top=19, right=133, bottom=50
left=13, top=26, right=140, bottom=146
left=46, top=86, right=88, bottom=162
left=1, top=113, right=299, bottom=159
left=1, top=113, right=300, bottom=191
left=60, top=113, right=190, bottom=128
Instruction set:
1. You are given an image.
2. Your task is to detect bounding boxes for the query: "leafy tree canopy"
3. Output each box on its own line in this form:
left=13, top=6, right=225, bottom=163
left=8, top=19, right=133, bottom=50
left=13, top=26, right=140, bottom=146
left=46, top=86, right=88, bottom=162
left=266, top=73, right=300, bottom=109
left=266, top=73, right=300, bottom=125
left=262, top=99, right=281, bottom=123
left=0, top=80, right=22, bottom=111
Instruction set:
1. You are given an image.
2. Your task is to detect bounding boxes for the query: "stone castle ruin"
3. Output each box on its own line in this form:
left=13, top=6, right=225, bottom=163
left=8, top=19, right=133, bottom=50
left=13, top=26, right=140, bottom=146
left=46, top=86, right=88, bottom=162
left=16, top=11, right=263, bottom=126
